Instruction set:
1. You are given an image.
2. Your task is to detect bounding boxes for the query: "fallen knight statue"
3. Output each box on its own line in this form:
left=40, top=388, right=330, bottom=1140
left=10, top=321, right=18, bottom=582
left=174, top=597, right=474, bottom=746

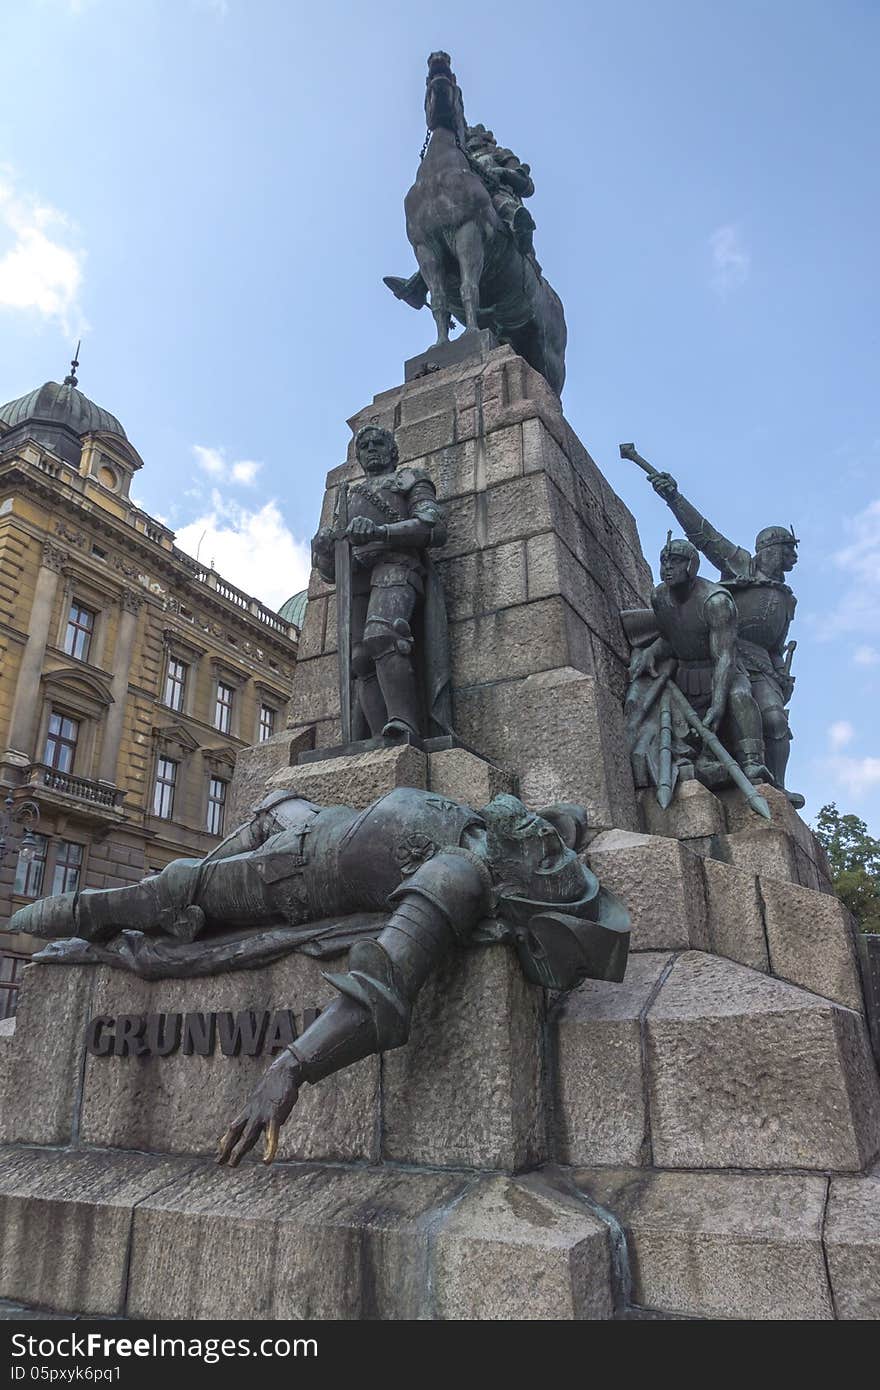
left=7, top=785, right=629, bottom=1167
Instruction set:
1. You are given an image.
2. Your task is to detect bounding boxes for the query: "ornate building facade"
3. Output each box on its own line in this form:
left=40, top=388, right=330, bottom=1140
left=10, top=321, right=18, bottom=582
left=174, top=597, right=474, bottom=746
left=0, top=367, right=299, bottom=1010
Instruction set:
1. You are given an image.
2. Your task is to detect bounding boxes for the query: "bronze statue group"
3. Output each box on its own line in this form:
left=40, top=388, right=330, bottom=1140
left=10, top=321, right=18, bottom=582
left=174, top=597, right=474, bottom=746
left=4, top=52, right=803, bottom=1171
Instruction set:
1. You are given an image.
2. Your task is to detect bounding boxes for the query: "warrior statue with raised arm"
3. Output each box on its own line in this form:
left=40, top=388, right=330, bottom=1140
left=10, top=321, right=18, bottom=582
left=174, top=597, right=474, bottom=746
left=620, top=442, right=802, bottom=806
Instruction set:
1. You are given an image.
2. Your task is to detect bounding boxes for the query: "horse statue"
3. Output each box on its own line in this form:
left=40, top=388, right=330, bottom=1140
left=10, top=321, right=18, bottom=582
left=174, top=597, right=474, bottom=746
left=384, top=52, right=567, bottom=398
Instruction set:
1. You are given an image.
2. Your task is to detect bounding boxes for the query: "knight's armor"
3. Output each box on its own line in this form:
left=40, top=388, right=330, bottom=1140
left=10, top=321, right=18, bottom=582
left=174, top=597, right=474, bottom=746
left=651, top=576, right=739, bottom=706
left=314, top=465, right=447, bottom=738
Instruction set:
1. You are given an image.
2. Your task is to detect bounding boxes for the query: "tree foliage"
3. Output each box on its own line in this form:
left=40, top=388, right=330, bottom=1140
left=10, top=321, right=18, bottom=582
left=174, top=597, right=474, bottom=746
left=814, top=802, right=880, bottom=933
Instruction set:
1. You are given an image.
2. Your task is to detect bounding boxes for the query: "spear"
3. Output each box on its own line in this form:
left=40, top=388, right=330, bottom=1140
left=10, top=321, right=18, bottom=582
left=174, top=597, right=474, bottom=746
left=665, top=681, right=771, bottom=820
left=657, top=685, right=674, bottom=809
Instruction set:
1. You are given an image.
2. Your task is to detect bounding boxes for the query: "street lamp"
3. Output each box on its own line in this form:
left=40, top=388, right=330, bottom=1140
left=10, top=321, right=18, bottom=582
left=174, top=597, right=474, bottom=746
left=0, top=794, right=41, bottom=865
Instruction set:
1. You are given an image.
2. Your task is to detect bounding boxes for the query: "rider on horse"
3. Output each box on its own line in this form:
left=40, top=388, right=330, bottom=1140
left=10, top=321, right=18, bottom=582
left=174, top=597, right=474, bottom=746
left=464, top=124, right=538, bottom=263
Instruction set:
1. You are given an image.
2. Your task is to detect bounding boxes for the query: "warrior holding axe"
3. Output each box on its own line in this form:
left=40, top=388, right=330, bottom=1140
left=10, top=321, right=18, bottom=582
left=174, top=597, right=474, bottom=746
left=620, top=442, right=802, bottom=807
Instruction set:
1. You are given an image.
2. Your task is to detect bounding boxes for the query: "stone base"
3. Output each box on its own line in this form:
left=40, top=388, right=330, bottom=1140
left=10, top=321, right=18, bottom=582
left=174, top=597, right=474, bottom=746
left=404, top=328, right=500, bottom=383
left=0, top=943, right=545, bottom=1173
left=0, top=1148, right=612, bottom=1320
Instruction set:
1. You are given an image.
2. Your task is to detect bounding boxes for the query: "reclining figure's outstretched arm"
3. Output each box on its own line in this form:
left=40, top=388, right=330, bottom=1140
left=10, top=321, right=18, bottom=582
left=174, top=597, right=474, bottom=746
left=217, top=847, right=492, bottom=1166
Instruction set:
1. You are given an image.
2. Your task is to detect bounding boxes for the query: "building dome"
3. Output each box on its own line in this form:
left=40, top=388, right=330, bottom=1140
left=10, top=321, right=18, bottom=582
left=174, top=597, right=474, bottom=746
left=0, top=380, right=127, bottom=441
left=0, top=366, right=131, bottom=471
left=279, top=589, right=308, bottom=630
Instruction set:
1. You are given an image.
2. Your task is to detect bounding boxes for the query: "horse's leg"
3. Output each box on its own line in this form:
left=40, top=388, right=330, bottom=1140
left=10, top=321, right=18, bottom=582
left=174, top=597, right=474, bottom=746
left=414, top=241, right=450, bottom=345
left=454, top=222, right=485, bottom=332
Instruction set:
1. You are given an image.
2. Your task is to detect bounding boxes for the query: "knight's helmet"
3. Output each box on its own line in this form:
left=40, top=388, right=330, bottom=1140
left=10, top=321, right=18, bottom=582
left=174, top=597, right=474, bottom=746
left=660, top=531, right=700, bottom=580
left=755, top=523, right=799, bottom=552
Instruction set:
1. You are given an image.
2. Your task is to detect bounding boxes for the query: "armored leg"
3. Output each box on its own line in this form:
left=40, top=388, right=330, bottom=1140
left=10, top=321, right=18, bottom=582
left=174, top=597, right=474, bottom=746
left=351, top=640, right=387, bottom=736
left=363, top=583, right=421, bottom=738
left=751, top=674, right=802, bottom=804
left=11, top=858, right=206, bottom=943
left=725, top=676, right=772, bottom=783
left=275, top=849, right=491, bottom=1090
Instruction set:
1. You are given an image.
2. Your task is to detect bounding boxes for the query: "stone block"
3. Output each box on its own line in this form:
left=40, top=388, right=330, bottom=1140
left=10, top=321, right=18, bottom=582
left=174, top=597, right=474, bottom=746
left=485, top=474, right=554, bottom=546
left=702, top=858, right=770, bottom=972
left=760, top=875, right=864, bottom=1011
left=434, top=541, right=526, bottom=621
left=0, top=964, right=95, bottom=1146
left=718, top=827, right=798, bottom=884
left=424, top=439, right=476, bottom=501
left=433, top=1173, right=613, bottom=1320
left=295, top=593, right=326, bottom=660
left=587, top=831, right=708, bottom=952
left=128, top=1163, right=471, bottom=1320
left=454, top=668, right=638, bottom=831
left=427, top=747, right=514, bottom=806
left=552, top=953, right=673, bottom=1166
left=286, top=653, right=339, bottom=725
left=645, top=951, right=880, bottom=1171
left=394, top=410, right=457, bottom=463
left=382, top=945, right=544, bottom=1171
left=79, top=956, right=380, bottom=1164
left=226, top=726, right=315, bottom=828
left=450, top=598, right=575, bottom=687
left=825, top=1171, right=880, bottom=1319
left=0, top=1147, right=193, bottom=1315
left=639, top=779, right=727, bottom=842
left=268, top=743, right=427, bottom=809
left=526, top=533, right=624, bottom=657
left=573, top=1168, right=833, bottom=1320
left=484, top=423, right=524, bottom=485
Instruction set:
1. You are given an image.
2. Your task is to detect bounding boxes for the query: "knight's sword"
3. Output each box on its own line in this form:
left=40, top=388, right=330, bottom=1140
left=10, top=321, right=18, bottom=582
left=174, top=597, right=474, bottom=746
left=335, top=482, right=353, bottom=743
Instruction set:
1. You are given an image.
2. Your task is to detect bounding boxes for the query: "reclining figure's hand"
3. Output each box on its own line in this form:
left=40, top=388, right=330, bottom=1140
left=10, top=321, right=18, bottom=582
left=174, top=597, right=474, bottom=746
left=217, top=1048, right=303, bottom=1168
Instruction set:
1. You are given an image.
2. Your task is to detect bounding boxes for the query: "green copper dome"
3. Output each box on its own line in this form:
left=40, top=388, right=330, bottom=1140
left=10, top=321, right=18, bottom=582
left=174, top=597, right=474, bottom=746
left=0, top=380, right=126, bottom=440
left=279, top=589, right=308, bottom=629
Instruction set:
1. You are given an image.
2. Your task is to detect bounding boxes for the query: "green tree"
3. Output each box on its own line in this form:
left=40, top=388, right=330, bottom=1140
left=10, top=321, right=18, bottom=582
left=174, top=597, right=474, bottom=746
left=814, top=802, right=880, bottom=933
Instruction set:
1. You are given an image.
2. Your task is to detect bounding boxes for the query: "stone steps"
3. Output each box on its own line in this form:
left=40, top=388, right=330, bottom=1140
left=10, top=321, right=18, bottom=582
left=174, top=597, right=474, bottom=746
left=552, top=951, right=880, bottom=1172
left=574, top=1164, right=880, bottom=1320
left=0, top=1146, right=613, bottom=1320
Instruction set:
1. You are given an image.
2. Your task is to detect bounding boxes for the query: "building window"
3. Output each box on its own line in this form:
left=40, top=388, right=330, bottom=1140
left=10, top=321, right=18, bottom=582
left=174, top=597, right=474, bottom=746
left=206, top=778, right=227, bottom=836
left=163, top=657, right=188, bottom=712
left=0, top=954, right=28, bottom=1021
left=13, top=833, right=49, bottom=898
left=64, top=602, right=96, bottom=662
left=51, top=840, right=84, bottom=895
left=44, top=712, right=80, bottom=773
left=259, top=704, right=276, bottom=742
left=153, top=757, right=177, bottom=819
left=214, top=682, right=234, bottom=734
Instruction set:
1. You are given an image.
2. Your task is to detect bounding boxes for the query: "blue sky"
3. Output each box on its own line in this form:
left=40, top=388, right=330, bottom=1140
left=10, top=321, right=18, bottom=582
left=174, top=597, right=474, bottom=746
left=1, top=0, right=878, bottom=829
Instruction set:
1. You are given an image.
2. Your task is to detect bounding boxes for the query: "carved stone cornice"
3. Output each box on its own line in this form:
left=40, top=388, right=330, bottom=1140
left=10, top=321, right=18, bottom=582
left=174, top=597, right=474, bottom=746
left=121, top=588, right=145, bottom=616
left=41, top=541, right=68, bottom=574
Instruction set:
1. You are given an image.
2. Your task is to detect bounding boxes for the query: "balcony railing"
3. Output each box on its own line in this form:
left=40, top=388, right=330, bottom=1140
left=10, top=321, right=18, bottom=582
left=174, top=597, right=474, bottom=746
left=27, top=764, right=125, bottom=811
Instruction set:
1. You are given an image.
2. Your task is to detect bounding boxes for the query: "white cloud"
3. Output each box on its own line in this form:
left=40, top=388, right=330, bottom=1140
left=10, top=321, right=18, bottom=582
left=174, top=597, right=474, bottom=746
left=854, top=645, right=880, bottom=666
left=829, top=720, right=855, bottom=751
left=709, top=223, right=750, bottom=296
left=825, top=755, right=880, bottom=798
left=175, top=491, right=310, bottom=611
left=0, top=172, right=86, bottom=335
left=231, top=459, right=261, bottom=486
left=192, top=444, right=262, bottom=486
left=822, top=499, right=880, bottom=638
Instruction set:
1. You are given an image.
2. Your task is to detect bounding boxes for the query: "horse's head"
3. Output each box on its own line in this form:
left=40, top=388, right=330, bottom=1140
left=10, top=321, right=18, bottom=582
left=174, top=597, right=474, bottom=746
left=424, top=51, right=467, bottom=144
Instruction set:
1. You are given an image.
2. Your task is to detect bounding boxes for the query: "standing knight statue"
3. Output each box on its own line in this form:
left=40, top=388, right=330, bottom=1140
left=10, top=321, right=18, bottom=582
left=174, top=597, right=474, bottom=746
left=312, top=424, right=452, bottom=742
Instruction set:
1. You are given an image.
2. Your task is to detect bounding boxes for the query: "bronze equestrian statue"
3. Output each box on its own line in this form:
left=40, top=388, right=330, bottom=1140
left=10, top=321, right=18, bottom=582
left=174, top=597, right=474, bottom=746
left=384, top=52, right=567, bottom=398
